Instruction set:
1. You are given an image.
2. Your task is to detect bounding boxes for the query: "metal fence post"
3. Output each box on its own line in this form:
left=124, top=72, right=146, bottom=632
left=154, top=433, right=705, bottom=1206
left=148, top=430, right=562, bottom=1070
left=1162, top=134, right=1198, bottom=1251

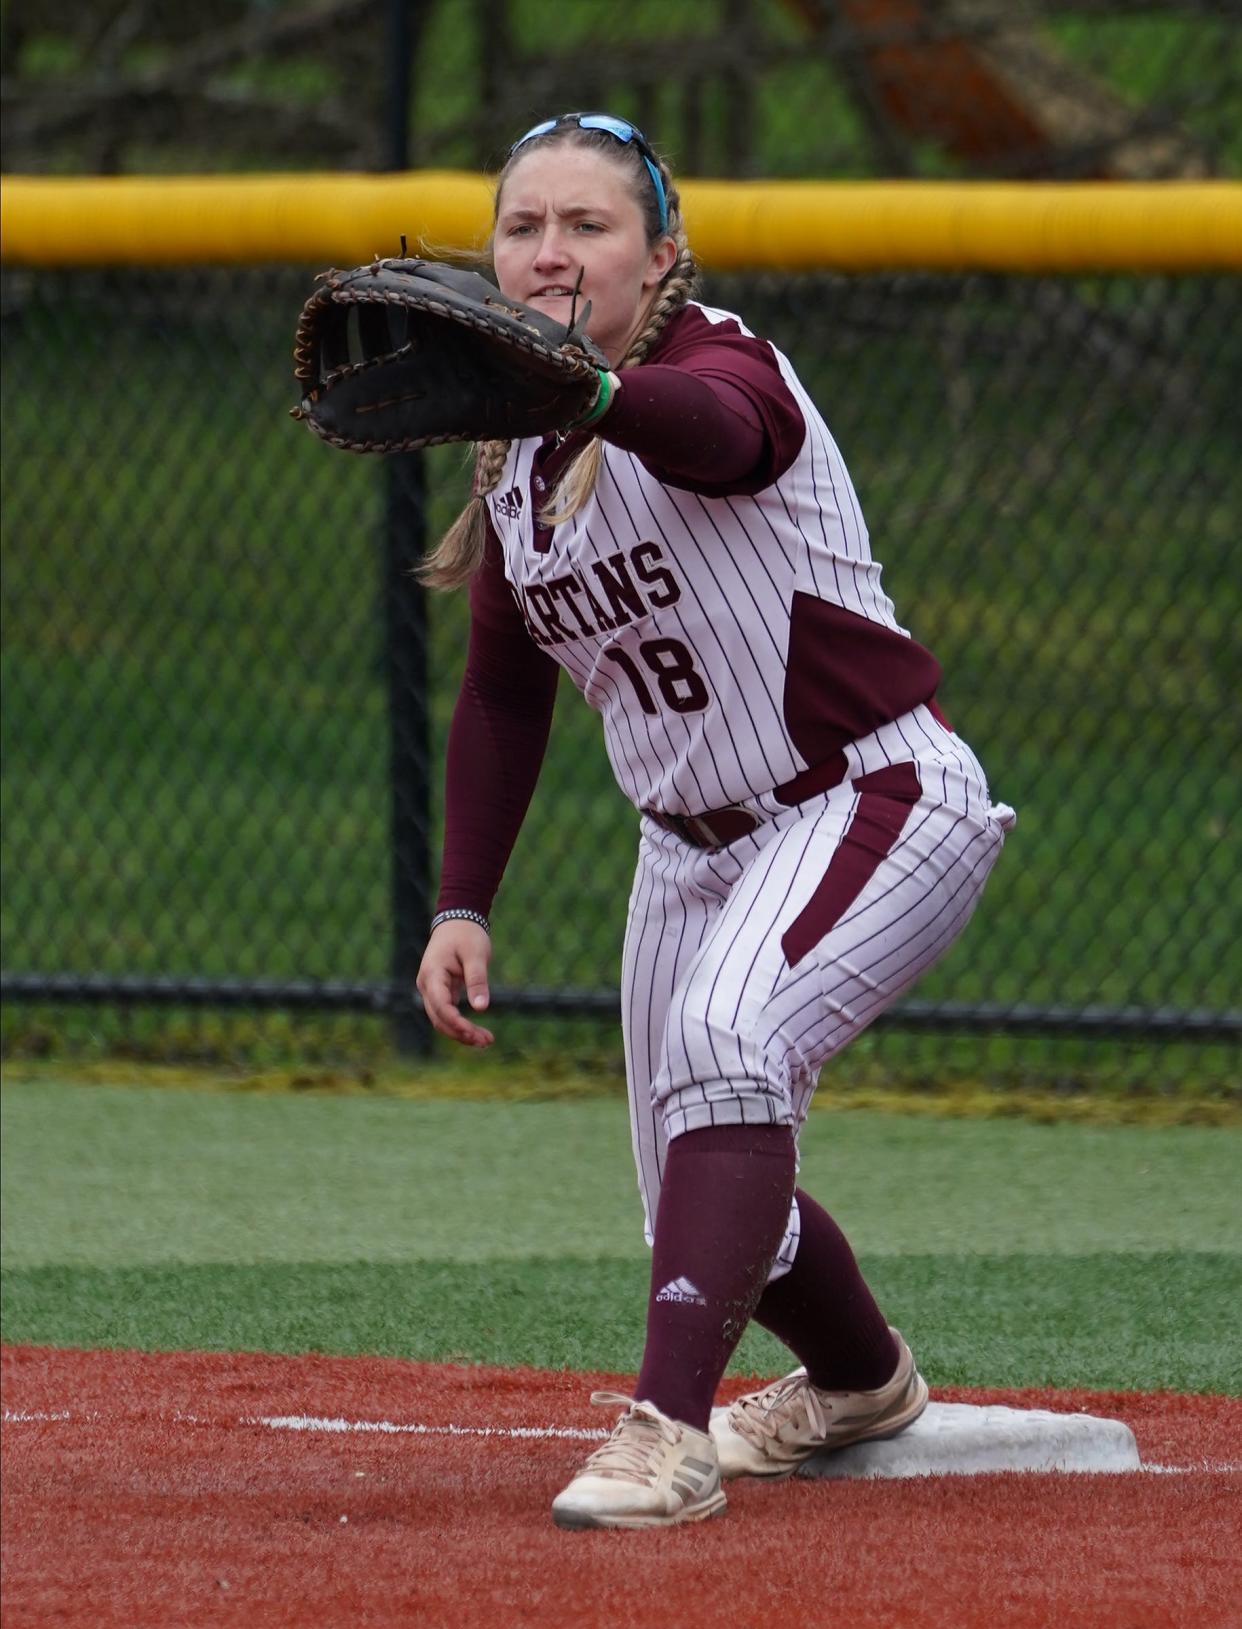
left=384, top=455, right=433, bottom=1055
left=384, top=0, right=432, bottom=1054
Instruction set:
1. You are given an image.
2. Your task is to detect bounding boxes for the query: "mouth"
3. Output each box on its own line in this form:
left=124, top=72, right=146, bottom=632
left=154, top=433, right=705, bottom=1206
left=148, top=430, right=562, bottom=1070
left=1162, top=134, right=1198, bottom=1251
left=529, top=285, right=577, bottom=299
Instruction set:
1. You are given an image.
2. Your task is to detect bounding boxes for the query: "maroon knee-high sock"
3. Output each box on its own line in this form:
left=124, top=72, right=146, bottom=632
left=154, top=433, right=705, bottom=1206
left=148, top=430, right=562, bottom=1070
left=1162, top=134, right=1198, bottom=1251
left=752, top=1187, right=898, bottom=1391
left=633, top=1124, right=797, bottom=1432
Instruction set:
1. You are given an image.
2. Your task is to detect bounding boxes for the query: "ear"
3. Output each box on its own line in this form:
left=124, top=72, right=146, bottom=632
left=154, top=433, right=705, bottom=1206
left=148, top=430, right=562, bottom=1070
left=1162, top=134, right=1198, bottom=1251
left=643, top=235, right=679, bottom=288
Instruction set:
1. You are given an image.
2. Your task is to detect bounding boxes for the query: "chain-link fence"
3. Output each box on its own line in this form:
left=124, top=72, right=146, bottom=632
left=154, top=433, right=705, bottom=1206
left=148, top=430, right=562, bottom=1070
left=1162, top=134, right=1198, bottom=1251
left=2, top=1, right=1240, bottom=1087
left=2, top=265, right=1238, bottom=1087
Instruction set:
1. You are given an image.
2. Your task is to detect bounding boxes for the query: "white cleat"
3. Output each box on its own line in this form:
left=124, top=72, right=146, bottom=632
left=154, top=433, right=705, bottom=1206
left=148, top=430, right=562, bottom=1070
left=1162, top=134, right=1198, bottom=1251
left=551, top=1392, right=727, bottom=1530
left=710, top=1330, right=929, bottom=1480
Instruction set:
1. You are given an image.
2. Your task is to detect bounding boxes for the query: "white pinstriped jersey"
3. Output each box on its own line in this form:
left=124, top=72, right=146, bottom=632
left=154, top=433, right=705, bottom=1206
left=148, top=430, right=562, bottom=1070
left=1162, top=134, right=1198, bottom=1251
left=484, top=301, right=936, bottom=818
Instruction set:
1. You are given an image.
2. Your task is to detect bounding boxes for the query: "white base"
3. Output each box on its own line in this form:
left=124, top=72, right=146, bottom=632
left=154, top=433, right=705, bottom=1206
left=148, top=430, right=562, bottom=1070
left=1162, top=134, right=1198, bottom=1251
left=794, top=1402, right=1141, bottom=1480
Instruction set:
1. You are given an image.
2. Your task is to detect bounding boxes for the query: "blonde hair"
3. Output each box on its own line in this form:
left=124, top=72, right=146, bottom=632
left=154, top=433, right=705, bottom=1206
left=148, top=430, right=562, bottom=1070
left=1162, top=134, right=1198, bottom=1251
left=419, top=127, right=698, bottom=591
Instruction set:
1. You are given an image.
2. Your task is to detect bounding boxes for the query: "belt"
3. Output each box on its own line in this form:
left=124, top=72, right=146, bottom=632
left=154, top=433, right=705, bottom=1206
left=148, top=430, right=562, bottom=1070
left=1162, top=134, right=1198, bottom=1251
left=643, top=751, right=851, bottom=851
left=644, top=806, right=761, bottom=848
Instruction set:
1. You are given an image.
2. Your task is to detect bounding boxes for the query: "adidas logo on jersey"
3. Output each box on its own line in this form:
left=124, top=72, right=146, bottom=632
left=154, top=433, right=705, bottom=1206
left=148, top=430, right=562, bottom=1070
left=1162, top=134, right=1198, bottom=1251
left=655, top=1276, right=707, bottom=1306
left=494, top=486, right=525, bottom=519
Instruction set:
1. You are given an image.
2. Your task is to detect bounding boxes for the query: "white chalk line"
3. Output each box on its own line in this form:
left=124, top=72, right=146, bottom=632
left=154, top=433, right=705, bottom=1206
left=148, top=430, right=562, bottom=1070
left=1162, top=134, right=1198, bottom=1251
left=3, top=1407, right=604, bottom=1443
left=5, top=1408, right=1241, bottom=1474
left=256, top=1414, right=606, bottom=1442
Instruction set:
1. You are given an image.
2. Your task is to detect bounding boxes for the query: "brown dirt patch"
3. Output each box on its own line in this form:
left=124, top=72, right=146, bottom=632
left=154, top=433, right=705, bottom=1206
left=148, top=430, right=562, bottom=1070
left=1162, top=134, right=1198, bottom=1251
left=3, top=1345, right=1239, bottom=1629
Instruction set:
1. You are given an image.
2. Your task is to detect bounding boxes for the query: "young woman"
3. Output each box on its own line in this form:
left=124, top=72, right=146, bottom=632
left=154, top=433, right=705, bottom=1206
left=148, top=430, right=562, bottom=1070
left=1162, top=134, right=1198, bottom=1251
left=416, top=112, right=1015, bottom=1531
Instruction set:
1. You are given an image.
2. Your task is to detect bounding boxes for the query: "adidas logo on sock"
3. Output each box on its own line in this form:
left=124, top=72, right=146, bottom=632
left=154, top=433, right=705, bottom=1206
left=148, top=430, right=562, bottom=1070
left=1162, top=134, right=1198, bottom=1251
left=656, top=1276, right=707, bottom=1306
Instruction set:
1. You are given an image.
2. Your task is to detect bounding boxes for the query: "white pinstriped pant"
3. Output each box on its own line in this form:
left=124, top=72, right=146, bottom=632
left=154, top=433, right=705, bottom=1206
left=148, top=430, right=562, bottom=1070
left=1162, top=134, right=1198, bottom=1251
left=620, top=704, right=1015, bottom=1280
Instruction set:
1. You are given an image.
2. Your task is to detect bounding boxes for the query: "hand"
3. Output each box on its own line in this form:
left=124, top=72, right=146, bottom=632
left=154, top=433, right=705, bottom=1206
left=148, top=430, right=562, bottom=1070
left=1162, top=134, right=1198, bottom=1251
left=416, top=920, right=495, bottom=1048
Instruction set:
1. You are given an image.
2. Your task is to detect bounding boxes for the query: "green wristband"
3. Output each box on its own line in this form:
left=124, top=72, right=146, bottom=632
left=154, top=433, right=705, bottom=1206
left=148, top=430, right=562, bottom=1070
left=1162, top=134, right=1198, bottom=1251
left=572, top=368, right=616, bottom=431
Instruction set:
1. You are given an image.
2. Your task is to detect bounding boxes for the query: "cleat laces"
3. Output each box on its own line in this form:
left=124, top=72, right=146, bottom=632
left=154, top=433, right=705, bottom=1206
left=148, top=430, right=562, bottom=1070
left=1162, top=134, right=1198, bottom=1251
left=579, top=1391, right=681, bottom=1484
left=729, top=1371, right=828, bottom=1449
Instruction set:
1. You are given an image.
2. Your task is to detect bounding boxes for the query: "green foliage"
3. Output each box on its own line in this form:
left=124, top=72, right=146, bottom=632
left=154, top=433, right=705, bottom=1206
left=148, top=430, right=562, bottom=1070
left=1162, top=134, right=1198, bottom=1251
left=1050, top=15, right=1242, bottom=169
left=12, top=7, right=1241, bottom=176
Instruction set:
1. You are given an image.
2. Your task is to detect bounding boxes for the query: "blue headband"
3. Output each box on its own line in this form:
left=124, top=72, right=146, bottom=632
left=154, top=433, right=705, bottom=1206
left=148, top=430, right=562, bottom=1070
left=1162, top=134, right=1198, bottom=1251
left=510, top=112, right=670, bottom=235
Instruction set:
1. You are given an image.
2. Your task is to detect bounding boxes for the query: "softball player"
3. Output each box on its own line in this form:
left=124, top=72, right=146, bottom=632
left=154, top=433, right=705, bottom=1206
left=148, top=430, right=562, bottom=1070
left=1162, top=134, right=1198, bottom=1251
left=416, top=112, right=1015, bottom=1531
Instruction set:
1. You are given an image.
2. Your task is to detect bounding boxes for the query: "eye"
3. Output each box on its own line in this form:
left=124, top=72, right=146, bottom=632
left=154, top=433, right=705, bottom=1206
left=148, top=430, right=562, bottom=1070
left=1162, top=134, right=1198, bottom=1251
left=506, top=222, right=536, bottom=237
left=575, top=221, right=604, bottom=234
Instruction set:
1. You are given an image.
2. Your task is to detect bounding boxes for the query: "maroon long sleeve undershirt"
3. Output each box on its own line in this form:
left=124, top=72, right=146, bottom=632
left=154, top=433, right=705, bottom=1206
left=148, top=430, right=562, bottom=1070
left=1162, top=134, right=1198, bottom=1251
left=599, top=366, right=770, bottom=490
left=434, top=321, right=807, bottom=917
left=433, top=535, right=560, bottom=915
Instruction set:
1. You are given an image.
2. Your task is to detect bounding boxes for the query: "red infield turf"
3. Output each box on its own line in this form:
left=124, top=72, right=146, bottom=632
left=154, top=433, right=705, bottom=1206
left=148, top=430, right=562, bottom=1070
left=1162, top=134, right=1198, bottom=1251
left=2, top=1345, right=1240, bottom=1629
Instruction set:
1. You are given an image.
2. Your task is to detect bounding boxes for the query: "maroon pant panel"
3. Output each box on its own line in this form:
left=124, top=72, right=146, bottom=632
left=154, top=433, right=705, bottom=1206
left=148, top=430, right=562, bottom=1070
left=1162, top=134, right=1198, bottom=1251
left=780, top=761, right=922, bottom=970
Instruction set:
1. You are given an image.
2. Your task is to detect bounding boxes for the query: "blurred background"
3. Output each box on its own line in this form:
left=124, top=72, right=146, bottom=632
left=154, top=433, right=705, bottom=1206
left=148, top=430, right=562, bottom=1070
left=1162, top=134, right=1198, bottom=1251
left=1, top=0, right=1239, bottom=1094
left=4, top=0, right=1240, bottom=177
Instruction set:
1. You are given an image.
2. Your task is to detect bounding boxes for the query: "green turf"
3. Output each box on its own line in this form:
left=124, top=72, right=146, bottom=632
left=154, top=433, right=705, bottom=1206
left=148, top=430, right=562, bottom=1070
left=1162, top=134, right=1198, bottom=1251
left=4, top=1083, right=1241, bottom=1267
left=3, top=1081, right=1239, bottom=1390
left=3, top=1256, right=1238, bottom=1393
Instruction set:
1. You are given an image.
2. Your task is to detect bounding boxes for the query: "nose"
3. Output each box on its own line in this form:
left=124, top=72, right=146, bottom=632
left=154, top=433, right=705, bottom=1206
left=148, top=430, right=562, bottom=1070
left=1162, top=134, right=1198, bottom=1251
left=531, top=229, right=572, bottom=273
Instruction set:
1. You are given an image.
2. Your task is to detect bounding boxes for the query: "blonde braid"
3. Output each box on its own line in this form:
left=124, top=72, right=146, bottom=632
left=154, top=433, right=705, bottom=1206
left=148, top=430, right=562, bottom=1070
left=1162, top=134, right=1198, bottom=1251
left=417, top=437, right=511, bottom=590
left=539, top=242, right=698, bottom=528
left=624, top=245, right=699, bottom=367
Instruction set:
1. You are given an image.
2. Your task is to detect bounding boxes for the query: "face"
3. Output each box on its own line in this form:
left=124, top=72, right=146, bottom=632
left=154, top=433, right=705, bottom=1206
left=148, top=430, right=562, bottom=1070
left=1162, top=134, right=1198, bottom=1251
left=493, top=144, right=677, bottom=364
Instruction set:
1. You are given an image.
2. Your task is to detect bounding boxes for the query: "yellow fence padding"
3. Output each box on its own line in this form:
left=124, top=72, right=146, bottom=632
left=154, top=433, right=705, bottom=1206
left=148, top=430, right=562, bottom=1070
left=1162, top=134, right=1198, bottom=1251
left=2, top=173, right=1240, bottom=272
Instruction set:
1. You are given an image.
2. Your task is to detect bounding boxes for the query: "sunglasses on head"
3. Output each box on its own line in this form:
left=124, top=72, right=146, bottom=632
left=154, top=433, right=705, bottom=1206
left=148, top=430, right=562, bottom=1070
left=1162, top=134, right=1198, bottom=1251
left=509, top=112, right=670, bottom=234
